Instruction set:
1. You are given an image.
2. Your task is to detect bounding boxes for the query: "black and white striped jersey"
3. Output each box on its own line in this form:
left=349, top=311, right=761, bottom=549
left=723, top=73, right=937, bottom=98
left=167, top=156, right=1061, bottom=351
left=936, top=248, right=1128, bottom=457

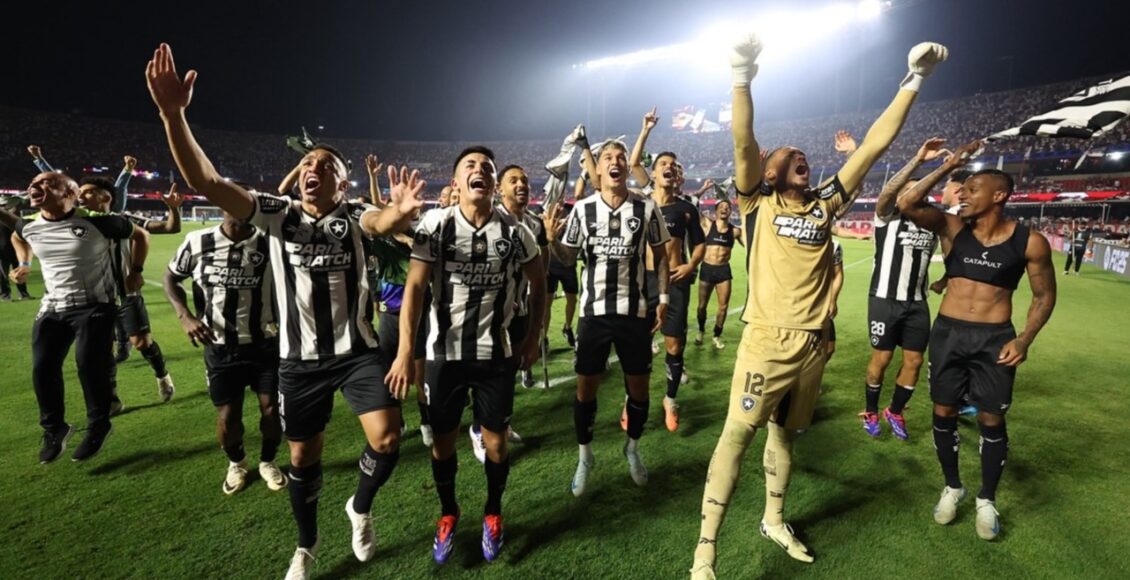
left=497, top=204, right=548, bottom=317
left=109, top=212, right=152, bottom=299
left=870, top=211, right=938, bottom=301
left=168, top=226, right=276, bottom=346
left=14, top=208, right=132, bottom=314
left=562, top=194, right=670, bottom=318
left=248, top=193, right=378, bottom=361
left=411, top=206, right=539, bottom=361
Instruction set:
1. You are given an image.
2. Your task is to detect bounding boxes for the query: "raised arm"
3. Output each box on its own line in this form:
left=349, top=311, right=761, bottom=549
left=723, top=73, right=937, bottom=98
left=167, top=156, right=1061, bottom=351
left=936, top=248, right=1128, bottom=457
left=146, top=43, right=255, bottom=219
left=146, top=183, right=184, bottom=234
left=278, top=161, right=301, bottom=197
left=27, top=145, right=54, bottom=173
left=629, top=107, right=658, bottom=186
left=730, top=35, right=764, bottom=194
left=579, top=141, right=599, bottom=192
left=543, top=202, right=580, bottom=264
left=365, top=154, right=387, bottom=209
left=998, top=232, right=1057, bottom=366
left=111, top=156, right=137, bottom=213
left=360, top=165, right=425, bottom=237
left=837, top=43, right=948, bottom=194
left=876, top=138, right=949, bottom=219
left=897, top=140, right=978, bottom=235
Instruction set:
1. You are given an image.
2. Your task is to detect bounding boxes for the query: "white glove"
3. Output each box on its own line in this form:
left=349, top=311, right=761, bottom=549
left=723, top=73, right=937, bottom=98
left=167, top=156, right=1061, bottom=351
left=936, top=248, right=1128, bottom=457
left=571, top=124, right=589, bottom=150
left=900, top=42, right=948, bottom=92
left=729, top=33, right=763, bottom=87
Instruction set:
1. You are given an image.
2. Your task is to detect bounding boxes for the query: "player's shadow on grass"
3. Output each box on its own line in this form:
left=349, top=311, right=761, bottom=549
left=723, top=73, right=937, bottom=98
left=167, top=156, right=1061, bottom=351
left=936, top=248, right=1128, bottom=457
left=87, top=441, right=214, bottom=475
left=117, top=390, right=208, bottom=417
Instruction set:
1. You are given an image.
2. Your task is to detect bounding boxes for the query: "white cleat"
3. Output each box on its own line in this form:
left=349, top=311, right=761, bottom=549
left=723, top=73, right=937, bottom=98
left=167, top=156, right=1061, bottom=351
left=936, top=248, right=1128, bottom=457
left=690, top=559, right=717, bottom=580
left=759, top=521, right=814, bottom=563
left=975, top=498, right=1001, bottom=540
left=681, top=369, right=690, bottom=385
left=571, top=454, right=594, bottom=497
left=345, top=495, right=377, bottom=562
left=157, top=374, right=175, bottom=402
left=712, top=336, right=726, bottom=350
left=223, top=460, right=248, bottom=495
left=259, top=461, right=288, bottom=491
left=420, top=424, right=434, bottom=447
left=694, top=332, right=704, bottom=346
left=651, top=339, right=661, bottom=356
left=507, top=428, right=523, bottom=444
left=623, top=442, right=648, bottom=487
left=283, top=540, right=319, bottom=580
left=933, top=486, right=967, bottom=525
left=469, top=425, right=486, bottom=464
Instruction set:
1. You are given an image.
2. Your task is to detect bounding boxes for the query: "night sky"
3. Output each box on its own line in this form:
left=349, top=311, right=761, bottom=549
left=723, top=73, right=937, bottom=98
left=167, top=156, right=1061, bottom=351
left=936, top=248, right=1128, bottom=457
left=4, top=0, right=1127, bottom=141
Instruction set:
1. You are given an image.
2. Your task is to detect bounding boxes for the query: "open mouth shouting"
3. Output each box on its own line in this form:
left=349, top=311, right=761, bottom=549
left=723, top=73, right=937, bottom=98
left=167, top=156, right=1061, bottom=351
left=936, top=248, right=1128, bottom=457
left=468, top=174, right=489, bottom=195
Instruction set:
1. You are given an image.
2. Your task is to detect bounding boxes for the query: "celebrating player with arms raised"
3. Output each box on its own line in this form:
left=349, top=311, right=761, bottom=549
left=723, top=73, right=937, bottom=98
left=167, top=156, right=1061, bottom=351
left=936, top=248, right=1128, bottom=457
left=691, top=34, right=948, bottom=578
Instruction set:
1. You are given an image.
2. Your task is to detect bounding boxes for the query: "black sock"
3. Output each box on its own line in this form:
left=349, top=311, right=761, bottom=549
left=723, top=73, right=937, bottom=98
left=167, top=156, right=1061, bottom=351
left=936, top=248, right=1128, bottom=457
left=18, top=283, right=30, bottom=297
left=977, top=421, right=1008, bottom=501
left=626, top=396, right=649, bottom=440
left=574, top=398, right=597, bottom=445
left=260, top=415, right=280, bottom=463
left=932, top=415, right=962, bottom=489
left=865, top=383, right=882, bottom=414
left=139, top=342, right=168, bottom=378
left=713, top=324, right=724, bottom=338
left=889, top=385, right=915, bottom=415
left=431, top=455, right=459, bottom=516
left=287, top=462, right=323, bottom=549
left=665, top=353, right=683, bottom=399
left=417, top=401, right=431, bottom=426
left=484, top=457, right=511, bottom=516
left=223, top=442, right=246, bottom=463
left=697, top=309, right=707, bottom=333
left=472, top=418, right=481, bottom=434
left=353, top=446, right=400, bottom=514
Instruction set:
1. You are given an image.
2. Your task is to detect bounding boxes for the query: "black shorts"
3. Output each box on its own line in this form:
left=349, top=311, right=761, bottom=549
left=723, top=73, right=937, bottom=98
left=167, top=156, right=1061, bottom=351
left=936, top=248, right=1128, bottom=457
left=377, top=310, right=428, bottom=362
left=118, top=295, right=152, bottom=336
left=661, top=280, right=692, bottom=338
left=867, top=296, right=931, bottom=352
left=277, top=350, right=397, bottom=440
left=575, top=315, right=652, bottom=376
left=548, top=262, right=579, bottom=295
left=928, top=315, right=1017, bottom=415
left=699, top=263, right=733, bottom=284
left=425, top=359, right=518, bottom=434
left=205, top=339, right=280, bottom=407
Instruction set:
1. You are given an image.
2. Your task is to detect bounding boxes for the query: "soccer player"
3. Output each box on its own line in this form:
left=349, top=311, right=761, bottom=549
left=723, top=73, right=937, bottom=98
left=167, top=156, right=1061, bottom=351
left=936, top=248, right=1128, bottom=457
left=1, top=172, right=146, bottom=463
left=695, top=197, right=742, bottom=349
left=78, top=178, right=181, bottom=409
left=691, top=36, right=947, bottom=578
left=0, top=220, right=33, bottom=301
left=146, top=44, right=423, bottom=579
left=1063, top=218, right=1094, bottom=275
left=897, top=144, right=1057, bottom=541
left=543, top=139, right=671, bottom=496
left=546, top=200, right=580, bottom=349
left=860, top=138, right=949, bottom=440
left=164, top=209, right=287, bottom=495
left=387, top=147, right=545, bottom=563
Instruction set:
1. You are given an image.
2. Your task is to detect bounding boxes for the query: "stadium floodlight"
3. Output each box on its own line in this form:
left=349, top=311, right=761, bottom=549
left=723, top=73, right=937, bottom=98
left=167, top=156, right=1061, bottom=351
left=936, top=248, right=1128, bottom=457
left=577, top=1, right=895, bottom=71
left=1108, top=151, right=1124, bottom=160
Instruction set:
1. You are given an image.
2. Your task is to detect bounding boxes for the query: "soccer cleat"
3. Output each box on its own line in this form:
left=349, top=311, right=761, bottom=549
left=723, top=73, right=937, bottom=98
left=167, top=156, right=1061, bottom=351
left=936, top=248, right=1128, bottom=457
left=619, top=396, right=629, bottom=431
left=260, top=461, right=288, bottom=491
left=469, top=425, right=486, bottom=463
left=507, top=428, right=523, bottom=444
left=157, top=374, right=175, bottom=402
left=623, top=442, right=648, bottom=486
left=690, top=559, right=717, bottom=580
left=681, top=370, right=690, bottom=385
left=975, top=498, right=1001, bottom=540
left=420, top=424, right=434, bottom=447
left=284, top=540, right=319, bottom=580
left=433, top=513, right=459, bottom=564
left=959, top=405, right=977, bottom=417
left=883, top=407, right=909, bottom=441
left=859, top=411, right=881, bottom=438
left=481, top=514, right=504, bottom=561
left=222, top=460, right=248, bottom=495
left=651, top=339, right=660, bottom=356
left=72, top=425, right=112, bottom=461
left=712, top=336, right=725, bottom=350
left=663, top=396, right=680, bottom=432
left=571, top=454, right=595, bottom=497
left=115, top=342, right=132, bottom=363
left=39, top=424, right=75, bottom=464
left=760, top=522, right=814, bottom=563
left=520, top=369, right=535, bottom=389
left=345, top=495, right=377, bottom=562
left=562, top=326, right=576, bottom=349
left=933, top=486, right=967, bottom=525
left=694, top=331, right=704, bottom=346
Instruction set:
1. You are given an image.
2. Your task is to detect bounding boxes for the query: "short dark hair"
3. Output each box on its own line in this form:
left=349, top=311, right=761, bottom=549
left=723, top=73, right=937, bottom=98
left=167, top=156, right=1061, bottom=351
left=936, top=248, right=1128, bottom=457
left=497, top=164, right=525, bottom=182
left=971, top=168, right=1015, bottom=195
left=80, top=176, right=118, bottom=203
left=948, top=169, right=973, bottom=183
left=452, top=146, right=496, bottom=174
left=715, top=198, right=732, bottom=209
left=311, top=144, right=351, bottom=176
left=654, top=151, right=678, bottom=165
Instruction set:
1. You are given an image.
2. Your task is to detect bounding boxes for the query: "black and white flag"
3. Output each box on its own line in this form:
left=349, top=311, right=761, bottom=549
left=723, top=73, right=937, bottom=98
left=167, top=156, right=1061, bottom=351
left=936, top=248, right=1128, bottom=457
left=987, top=74, right=1130, bottom=141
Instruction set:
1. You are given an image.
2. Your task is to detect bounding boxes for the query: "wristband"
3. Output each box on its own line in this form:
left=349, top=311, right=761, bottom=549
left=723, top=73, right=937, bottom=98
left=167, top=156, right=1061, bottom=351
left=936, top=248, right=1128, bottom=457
left=659, top=293, right=670, bottom=305
left=899, top=72, right=924, bottom=93
left=19, top=261, right=31, bottom=267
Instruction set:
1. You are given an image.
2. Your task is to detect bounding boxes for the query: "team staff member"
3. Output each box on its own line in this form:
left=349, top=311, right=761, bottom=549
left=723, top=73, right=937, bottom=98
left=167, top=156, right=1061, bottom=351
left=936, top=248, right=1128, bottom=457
left=897, top=144, right=1056, bottom=541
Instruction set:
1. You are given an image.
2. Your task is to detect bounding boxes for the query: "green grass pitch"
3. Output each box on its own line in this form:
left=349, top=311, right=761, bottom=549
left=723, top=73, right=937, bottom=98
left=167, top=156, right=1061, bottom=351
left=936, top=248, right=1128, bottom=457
left=1, top=226, right=1128, bottom=578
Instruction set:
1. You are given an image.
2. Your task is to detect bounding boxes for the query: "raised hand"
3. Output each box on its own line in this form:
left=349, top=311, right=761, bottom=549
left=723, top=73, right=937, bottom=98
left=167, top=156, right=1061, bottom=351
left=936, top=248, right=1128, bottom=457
left=162, top=183, right=184, bottom=209
left=915, top=137, right=950, bottom=163
left=834, top=130, right=858, bottom=155
left=642, top=107, right=659, bottom=132
left=123, top=155, right=137, bottom=170
left=27, top=145, right=42, bottom=159
left=907, top=42, right=948, bottom=78
left=945, top=139, right=983, bottom=168
left=542, top=202, right=566, bottom=242
left=730, top=32, right=763, bottom=86
left=146, top=43, right=198, bottom=116
left=365, top=154, right=383, bottom=177
left=386, top=165, right=426, bottom=215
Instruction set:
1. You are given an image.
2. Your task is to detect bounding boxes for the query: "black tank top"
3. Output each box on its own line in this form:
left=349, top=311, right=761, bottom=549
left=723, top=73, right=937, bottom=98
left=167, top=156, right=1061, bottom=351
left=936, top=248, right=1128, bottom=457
left=705, top=221, right=735, bottom=248
left=944, top=222, right=1029, bottom=290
